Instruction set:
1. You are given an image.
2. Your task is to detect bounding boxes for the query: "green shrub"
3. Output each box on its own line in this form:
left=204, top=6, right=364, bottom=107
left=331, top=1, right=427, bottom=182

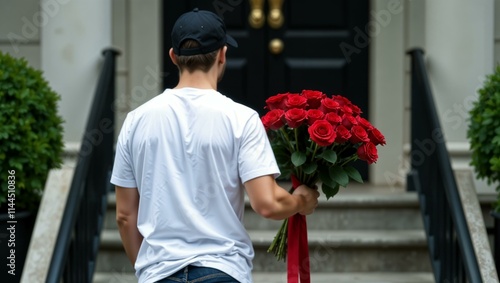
left=0, top=51, right=64, bottom=213
left=467, top=65, right=500, bottom=211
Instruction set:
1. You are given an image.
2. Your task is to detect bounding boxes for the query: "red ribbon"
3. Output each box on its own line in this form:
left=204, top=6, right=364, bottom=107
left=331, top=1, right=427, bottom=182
left=287, top=175, right=310, bottom=283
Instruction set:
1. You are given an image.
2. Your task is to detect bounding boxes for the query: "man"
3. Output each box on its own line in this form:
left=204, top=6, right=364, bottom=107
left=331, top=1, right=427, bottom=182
left=111, top=8, right=319, bottom=283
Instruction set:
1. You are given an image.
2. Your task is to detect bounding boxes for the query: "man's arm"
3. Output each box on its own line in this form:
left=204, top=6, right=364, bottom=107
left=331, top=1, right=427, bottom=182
left=244, top=175, right=319, bottom=220
left=115, top=186, right=143, bottom=266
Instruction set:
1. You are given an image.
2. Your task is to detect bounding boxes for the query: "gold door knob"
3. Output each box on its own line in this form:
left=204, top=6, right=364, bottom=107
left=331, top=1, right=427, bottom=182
left=269, top=38, right=284, bottom=55
left=249, top=0, right=265, bottom=29
left=268, top=0, right=284, bottom=29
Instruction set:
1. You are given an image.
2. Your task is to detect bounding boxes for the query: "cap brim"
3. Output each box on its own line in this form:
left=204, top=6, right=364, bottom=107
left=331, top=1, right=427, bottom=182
left=226, top=34, right=238, bottom=48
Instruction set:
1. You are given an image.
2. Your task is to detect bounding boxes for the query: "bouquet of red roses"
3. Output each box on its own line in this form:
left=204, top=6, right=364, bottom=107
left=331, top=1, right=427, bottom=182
left=261, top=90, right=386, bottom=261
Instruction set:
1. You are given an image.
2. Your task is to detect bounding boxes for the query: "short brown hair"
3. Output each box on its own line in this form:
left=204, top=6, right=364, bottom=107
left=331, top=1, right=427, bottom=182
left=175, top=40, right=218, bottom=73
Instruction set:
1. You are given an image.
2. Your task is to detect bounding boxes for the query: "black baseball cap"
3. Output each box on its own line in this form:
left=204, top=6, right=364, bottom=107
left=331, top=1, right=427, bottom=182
left=171, top=8, right=238, bottom=56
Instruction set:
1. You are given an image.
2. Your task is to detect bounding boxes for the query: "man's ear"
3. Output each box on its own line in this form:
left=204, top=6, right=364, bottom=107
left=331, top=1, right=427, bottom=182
left=169, top=48, right=178, bottom=65
left=218, top=46, right=227, bottom=65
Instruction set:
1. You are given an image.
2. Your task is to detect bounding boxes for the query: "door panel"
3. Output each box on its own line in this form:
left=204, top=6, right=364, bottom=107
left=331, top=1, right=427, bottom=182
left=289, top=4, right=347, bottom=28
left=270, top=0, right=369, bottom=117
left=286, top=59, right=346, bottom=91
left=162, top=1, right=369, bottom=179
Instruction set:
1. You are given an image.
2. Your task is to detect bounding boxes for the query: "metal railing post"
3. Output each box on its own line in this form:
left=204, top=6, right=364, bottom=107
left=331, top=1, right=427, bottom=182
left=46, top=48, right=120, bottom=283
left=407, top=48, right=482, bottom=283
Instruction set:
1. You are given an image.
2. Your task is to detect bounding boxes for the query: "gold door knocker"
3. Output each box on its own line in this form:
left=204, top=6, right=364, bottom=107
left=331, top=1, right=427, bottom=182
left=249, top=0, right=265, bottom=29
left=268, top=0, right=284, bottom=29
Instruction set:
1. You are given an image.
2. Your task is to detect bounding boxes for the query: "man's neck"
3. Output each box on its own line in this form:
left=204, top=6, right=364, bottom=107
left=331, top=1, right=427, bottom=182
left=175, top=69, right=217, bottom=90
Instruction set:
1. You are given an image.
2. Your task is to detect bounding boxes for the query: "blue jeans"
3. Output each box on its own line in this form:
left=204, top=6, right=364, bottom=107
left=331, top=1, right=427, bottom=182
left=156, top=265, right=239, bottom=283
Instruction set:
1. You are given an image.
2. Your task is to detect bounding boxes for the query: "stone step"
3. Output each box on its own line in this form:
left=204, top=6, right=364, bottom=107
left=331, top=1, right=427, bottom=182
left=251, top=230, right=430, bottom=272
left=96, top=229, right=431, bottom=273
left=104, top=188, right=424, bottom=231
left=93, top=271, right=435, bottom=283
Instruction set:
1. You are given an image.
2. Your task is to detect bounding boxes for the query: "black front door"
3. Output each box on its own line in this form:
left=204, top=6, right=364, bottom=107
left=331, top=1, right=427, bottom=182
left=162, top=1, right=370, bottom=178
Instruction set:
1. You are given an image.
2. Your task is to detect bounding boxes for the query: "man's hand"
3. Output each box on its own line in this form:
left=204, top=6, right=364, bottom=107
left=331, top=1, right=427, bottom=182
left=292, top=184, right=319, bottom=215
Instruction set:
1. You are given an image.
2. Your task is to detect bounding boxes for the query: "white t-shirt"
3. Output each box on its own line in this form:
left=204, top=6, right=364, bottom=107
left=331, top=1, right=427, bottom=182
left=110, top=87, right=280, bottom=283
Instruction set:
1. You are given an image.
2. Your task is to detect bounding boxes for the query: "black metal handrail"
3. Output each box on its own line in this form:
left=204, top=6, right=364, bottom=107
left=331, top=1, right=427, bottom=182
left=406, top=48, right=481, bottom=282
left=46, top=48, right=120, bottom=283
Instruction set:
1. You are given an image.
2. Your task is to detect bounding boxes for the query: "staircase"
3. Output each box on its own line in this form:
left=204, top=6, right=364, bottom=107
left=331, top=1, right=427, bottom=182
left=93, top=183, right=435, bottom=283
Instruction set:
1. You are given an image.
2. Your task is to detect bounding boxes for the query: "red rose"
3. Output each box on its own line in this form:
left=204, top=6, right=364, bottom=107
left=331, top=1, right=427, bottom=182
left=307, top=109, right=324, bottom=125
left=332, top=95, right=352, bottom=106
left=368, top=128, right=386, bottom=145
left=350, top=104, right=362, bottom=115
left=325, top=112, right=342, bottom=126
left=357, top=142, right=378, bottom=164
left=285, top=108, right=308, bottom=128
left=339, top=104, right=353, bottom=116
left=308, top=120, right=337, bottom=147
left=319, top=98, right=340, bottom=113
left=261, top=109, right=285, bottom=130
left=285, top=93, right=308, bottom=109
left=335, top=125, right=351, bottom=143
left=342, top=114, right=358, bottom=129
left=350, top=125, right=370, bottom=143
left=356, top=116, right=374, bottom=131
left=265, top=93, right=288, bottom=110
left=301, top=90, right=325, bottom=109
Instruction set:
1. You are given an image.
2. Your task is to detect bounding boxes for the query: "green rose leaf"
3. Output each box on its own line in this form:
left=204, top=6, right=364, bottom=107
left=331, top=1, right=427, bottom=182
left=321, top=149, right=337, bottom=164
left=319, top=166, right=336, bottom=188
left=344, top=166, right=364, bottom=183
left=274, top=151, right=292, bottom=167
left=322, top=183, right=340, bottom=200
left=330, top=166, right=349, bottom=187
left=271, top=142, right=290, bottom=166
left=291, top=151, right=307, bottom=167
left=302, top=162, right=318, bottom=175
